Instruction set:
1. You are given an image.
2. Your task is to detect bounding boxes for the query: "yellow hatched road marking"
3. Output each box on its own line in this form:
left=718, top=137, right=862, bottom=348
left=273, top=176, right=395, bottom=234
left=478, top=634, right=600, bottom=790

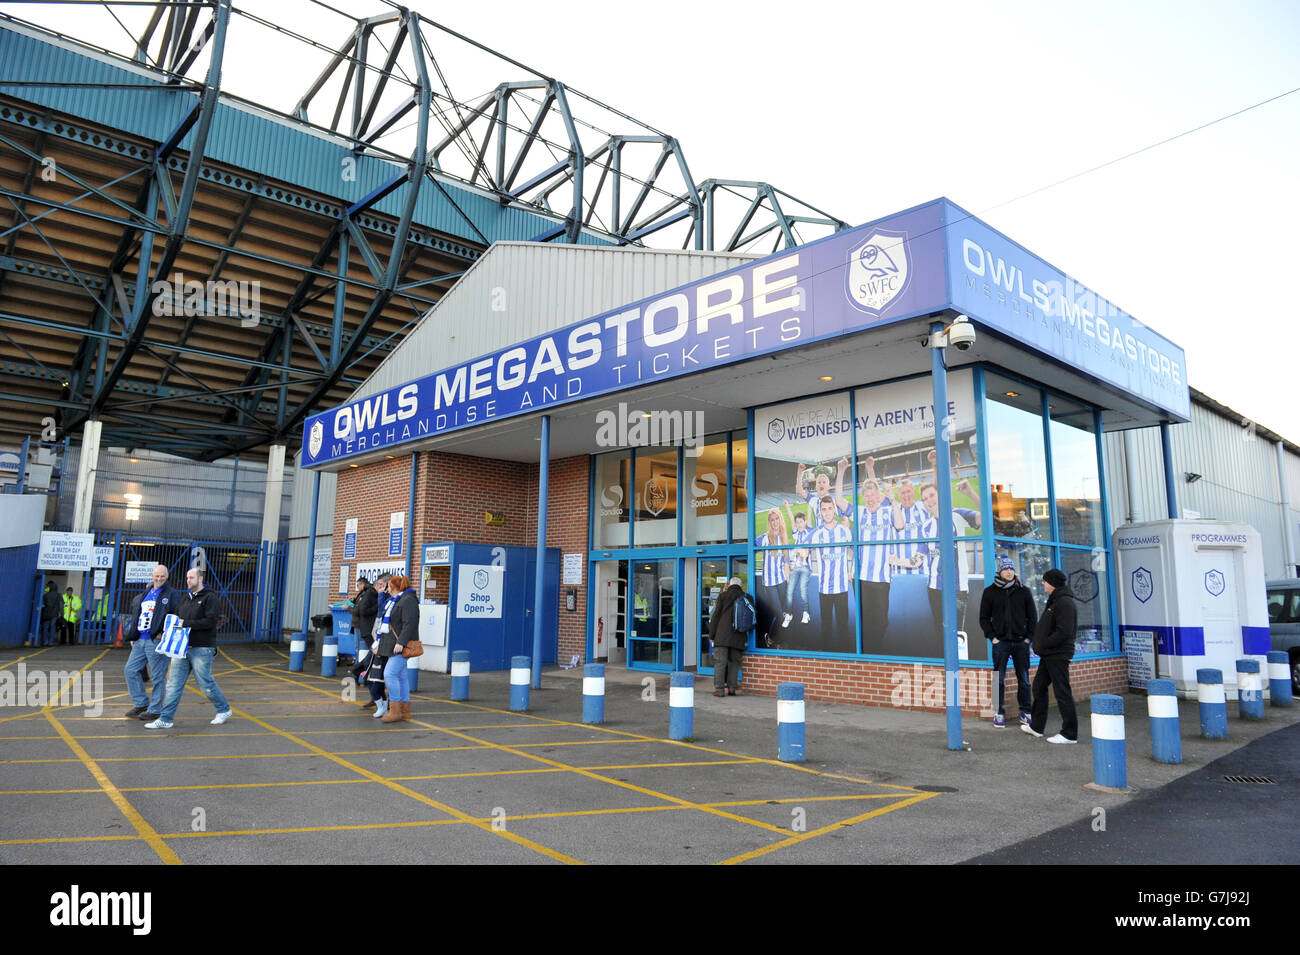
left=0, top=647, right=53, bottom=670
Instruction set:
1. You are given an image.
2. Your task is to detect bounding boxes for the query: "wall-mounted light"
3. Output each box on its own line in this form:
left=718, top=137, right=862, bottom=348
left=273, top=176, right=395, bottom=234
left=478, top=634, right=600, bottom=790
left=1185, top=472, right=1203, bottom=484
left=123, top=492, right=142, bottom=521
left=1004, top=391, right=1021, bottom=398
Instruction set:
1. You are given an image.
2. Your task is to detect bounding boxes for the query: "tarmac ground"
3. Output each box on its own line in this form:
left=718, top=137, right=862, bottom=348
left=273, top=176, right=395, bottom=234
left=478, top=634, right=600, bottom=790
left=1, top=642, right=1295, bottom=865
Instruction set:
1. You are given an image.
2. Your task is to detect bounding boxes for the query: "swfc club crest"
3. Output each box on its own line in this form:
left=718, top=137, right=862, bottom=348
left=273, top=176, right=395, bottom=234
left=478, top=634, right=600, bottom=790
left=1069, top=569, right=1098, bottom=603
left=643, top=476, right=669, bottom=517
left=308, top=421, right=323, bottom=459
left=1131, top=567, right=1153, bottom=604
left=767, top=417, right=786, bottom=445
left=846, top=229, right=910, bottom=316
left=473, top=569, right=489, bottom=590
left=1204, top=569, right=1225, bottom=597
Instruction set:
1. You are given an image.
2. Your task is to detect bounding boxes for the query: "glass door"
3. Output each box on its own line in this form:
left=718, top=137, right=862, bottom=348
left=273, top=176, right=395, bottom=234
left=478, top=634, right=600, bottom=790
left=698, top=557, right=749, bottom=675
left=628, top=558, right=678, bottom=671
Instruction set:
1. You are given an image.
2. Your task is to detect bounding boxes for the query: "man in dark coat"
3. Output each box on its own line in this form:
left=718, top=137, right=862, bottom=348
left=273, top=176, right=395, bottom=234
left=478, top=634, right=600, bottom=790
left=351, top=578, right=378, bottom=644
left=1022, top=568, right=1078, bottom=743
left=40, top=582, right=61, bottom=646
left=979, top=556, right=1037, bottom=728
left=708, top=578, right=750, bottom=698
left=147, top=567, right=231, bottom=729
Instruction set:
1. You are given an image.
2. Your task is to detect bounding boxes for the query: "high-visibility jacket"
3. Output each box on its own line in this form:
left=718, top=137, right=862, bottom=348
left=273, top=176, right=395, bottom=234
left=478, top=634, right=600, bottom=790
left=62, top=593, right=82, bottom=623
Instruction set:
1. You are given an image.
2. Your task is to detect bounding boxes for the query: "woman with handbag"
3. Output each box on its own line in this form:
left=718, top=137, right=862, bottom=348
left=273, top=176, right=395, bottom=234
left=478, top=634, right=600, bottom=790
left=379, top=574, right=420, bottom=723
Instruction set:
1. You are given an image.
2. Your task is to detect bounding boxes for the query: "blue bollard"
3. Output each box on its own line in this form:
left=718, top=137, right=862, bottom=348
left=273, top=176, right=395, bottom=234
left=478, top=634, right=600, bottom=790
left=1090, top=694, right=1127, bottom=789
left=1197, top=668, right=1227, bottom=739
left=1267, top=650, right=1292, bottom=707
left=669, top=672, right=694, bottom=740
left=406, top=654, right=420, bottom=694
left=321, top=635, right=338, bottom=677
left=1146, top=678, right=1181, bottom=764
left=582, top=663, right=605, bottom=725
left=1235, top=658, right=1263, bottom=720
left=777, top=682, right=806, bottom=762
left=450, top=650, right=471, bottom=701
left=510, top=656, right=531, bottom=711
left=289, top=634, right=307, bottom=672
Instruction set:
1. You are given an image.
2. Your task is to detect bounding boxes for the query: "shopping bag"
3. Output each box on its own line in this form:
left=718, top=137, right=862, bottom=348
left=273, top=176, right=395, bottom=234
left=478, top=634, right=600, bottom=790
left=157, top=613, right=191, bottom=659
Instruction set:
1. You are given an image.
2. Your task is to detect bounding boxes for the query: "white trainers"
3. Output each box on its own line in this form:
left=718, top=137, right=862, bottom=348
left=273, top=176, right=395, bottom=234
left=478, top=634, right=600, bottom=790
left=1020, top=723, right=1042, bottom=738
left=145, top=718, right=173, bottom=729
left=211, top=710, right=232, bottom=726
left=781, top=613, right=792, bottom=628
left=1046, top=734, right=1077, bottom=744
left=801, top=612, right=810, bottom=624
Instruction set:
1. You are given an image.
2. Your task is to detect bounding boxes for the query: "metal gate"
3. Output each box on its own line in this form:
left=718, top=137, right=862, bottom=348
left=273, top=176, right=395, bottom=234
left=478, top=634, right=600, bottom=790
left=81, top=532, right=287, bottom=644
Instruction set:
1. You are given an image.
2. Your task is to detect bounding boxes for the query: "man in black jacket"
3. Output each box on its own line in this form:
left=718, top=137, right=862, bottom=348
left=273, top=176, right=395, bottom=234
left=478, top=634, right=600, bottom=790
left=351, top=578, right=378, bottom=646
left=123, top=564, right=183, bottom=720
left=979, top=556, right=1037, bottom=728
left=147, top=567, right=232, bottom=729
left=708, top=578, right=750, bottom=697
left=1022, top=568, right=1078, bottom=744
left=39, top=582, right=61, bottom=646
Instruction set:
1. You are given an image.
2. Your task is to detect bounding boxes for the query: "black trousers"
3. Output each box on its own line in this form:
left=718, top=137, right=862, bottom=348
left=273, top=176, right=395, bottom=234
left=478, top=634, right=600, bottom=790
left=1030, top=655, right=1077, bottom=740
left=819, top=591, right=852, bottom=652
left=858, top=580, right=890, bottom=653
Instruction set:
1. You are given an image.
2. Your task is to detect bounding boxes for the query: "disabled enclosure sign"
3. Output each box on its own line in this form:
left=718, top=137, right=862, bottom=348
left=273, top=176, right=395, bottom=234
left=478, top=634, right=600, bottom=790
left=456, top=564, right=503, bottom=619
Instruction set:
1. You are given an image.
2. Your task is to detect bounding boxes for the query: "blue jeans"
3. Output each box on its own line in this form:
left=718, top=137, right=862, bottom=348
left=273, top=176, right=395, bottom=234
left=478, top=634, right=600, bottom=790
left=991, top=639, right=1032, bottom=716
left=384, top=655, right=409, bottom=703
left=40, top=619, right=56, bottom=646
left=785, top=565, right=810, bottom=614
left=159, top=646, right=229, bottom=721
left=125, top=637, right=169, bottom=712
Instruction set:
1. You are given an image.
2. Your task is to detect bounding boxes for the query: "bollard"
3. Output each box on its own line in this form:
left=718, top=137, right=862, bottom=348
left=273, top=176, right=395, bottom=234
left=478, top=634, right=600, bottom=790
left=321, top=635, right=338, bottom=677
left=669, top=672, right=694, bottom=740
left=1267, top=650, right=1293, bottom=707
left=407, top=654, right=420, bottom=694
left=450, top=650, right=471, bottom=701
left=777, top=682, right=806, bottom=762
left=1090, top=694, right=1127, bottom=789
left=510, top=656, right=531, bottom=712
left=289, top=634, right=307, bottom=672
left=1146, top=679, right=1181, bottom=764
left=582, top=663, right=605, bottom=725
left=1197, top=668, right=1227, bottom=739
left=1235, top=659, right=1263, bottom=720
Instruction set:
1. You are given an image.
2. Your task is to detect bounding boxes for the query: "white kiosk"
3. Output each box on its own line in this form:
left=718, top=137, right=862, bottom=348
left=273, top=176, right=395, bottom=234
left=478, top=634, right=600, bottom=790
left=1113, top=520, right=1270, bottom=698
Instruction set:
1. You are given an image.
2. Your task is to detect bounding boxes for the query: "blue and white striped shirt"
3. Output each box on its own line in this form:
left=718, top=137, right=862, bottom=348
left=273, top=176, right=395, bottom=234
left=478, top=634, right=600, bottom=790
left=805, top=490, right=850, bottom=525
left=756, top=533, right=789, bottom=586
left=921, top=509, right=979, bottom=591
left=856, top=502, right=894, bottom=583
left=790, top=526, right=812, bottom=567
left=810, top=522, right=853, bottom=594
left=892, top=502, right=930, bottom=574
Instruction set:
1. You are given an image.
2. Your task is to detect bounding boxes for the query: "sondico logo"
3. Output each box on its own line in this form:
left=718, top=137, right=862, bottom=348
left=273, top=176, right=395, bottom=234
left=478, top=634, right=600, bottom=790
left=846, top=229, right=910, bottom=316
left=600, top=484, right=624, bottom=519
left=50, top=885, right=151, bottom=935
left=691, top=472, right=720, bottom=509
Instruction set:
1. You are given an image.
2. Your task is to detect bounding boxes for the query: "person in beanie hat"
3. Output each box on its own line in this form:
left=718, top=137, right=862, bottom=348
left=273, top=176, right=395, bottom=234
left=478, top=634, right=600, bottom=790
left=978, top=556, right=1037, bottom=727
left=1022, top=567, right=1078, bottom=743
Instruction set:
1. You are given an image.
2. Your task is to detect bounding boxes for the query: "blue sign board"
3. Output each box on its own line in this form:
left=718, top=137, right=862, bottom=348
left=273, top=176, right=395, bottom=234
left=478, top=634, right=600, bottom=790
left=302, top=198, right=1189, bottom=468
left=389, top=528, right=403, bottom=558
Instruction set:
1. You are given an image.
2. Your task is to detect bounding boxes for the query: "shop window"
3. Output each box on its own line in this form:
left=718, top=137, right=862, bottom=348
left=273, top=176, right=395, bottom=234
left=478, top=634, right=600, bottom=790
left=984, top=375, right=1050, bottom=544
left=1059, top=547, right=1112, bottom=653
left=1049, top=398, right=1104, bottom=550
left=730, top=430, right=748, bottom=542
left=682, top=436, right=729, bottom=546
left=633, top=449, right=678, bottom=546
left=592, top=451, right=630, bottom=549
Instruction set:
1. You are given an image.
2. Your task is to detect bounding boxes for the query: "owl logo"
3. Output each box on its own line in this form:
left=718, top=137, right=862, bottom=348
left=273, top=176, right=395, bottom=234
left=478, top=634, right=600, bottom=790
left=308, top=421, right=323, bottom=459
left=1069, top=569, right=1098, bottom=603
left=643, top=476, right=669, bottom=517
left=847, top=229, right=910, bottom=316
left=767, top=417, right=786, bottom=445
left=1204, top=569, right=1225, bottom=597
left=1131, top=567, right=1153, bottom=604
left=473, top=569, right=489, bottom=590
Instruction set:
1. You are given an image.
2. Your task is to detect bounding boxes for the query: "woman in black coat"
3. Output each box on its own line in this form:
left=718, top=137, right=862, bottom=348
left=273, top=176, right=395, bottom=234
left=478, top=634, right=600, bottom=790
left=379, top=574, right=418, bottom=723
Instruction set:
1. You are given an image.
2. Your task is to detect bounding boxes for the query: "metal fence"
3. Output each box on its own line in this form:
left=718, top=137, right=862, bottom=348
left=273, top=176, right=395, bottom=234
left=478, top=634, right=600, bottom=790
left=71, top=532, right=287, bottom=645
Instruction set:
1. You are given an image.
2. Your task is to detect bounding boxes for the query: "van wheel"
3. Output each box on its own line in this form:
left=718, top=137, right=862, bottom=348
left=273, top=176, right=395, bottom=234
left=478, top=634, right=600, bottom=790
left=1291, top=650, right=1300, bottom=695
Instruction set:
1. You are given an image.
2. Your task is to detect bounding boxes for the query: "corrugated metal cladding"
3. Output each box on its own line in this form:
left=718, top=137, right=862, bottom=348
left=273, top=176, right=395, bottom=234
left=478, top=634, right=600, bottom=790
left=348, top=242, right=762, bottom=402
left=1106, top=399, right=1300, bottom=575
left=283, top=453, right=337, bottom=630
left=0, top=25, right=577, bottom=247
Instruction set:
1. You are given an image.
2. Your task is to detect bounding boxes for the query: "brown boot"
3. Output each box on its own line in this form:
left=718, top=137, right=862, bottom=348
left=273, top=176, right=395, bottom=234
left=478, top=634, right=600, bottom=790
left=381, top=700, right=403, bottom=723
left=400, top=700, right=412, bottom=722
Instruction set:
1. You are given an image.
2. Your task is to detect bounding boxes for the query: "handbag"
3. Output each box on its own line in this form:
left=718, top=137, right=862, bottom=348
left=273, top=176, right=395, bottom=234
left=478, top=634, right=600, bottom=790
left=401, top=639, right=424, bottom=659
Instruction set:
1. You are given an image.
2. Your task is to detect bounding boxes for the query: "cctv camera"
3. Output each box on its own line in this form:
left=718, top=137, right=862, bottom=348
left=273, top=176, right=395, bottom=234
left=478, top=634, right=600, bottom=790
left=947, top=320, right=976, bottom=351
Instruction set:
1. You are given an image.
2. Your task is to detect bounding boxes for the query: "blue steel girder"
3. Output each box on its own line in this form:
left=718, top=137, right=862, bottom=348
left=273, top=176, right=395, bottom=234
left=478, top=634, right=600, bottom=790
left=78, top=0, right=233, bottom=425
left=695, top=179, right=850, bottom=253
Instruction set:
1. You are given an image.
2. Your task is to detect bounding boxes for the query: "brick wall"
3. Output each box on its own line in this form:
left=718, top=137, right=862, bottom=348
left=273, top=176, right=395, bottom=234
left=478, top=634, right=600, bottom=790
left=334, top=450, right=589, bottom=662
left=737, top=653, right=1130, bottom=718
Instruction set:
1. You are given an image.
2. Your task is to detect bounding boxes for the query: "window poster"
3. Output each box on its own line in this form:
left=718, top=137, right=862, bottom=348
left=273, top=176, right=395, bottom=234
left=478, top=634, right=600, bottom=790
left=752, top=370, right=984, bottom=659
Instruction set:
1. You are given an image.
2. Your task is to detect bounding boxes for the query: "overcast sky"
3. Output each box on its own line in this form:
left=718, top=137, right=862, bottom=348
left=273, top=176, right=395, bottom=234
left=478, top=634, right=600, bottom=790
left=13, top=0, right=1300, bottom=439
